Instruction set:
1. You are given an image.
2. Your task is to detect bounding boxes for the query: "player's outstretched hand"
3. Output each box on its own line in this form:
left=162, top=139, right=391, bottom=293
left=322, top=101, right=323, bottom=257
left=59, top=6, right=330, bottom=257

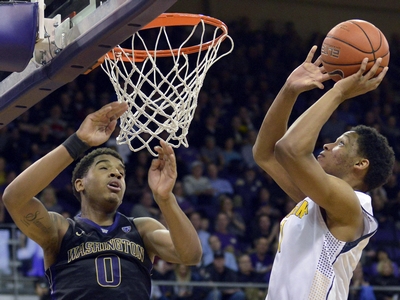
left=285, top=45, right=331, bottom=95
left=148, top=140, right=177, bottom=202
left=76, top=102, right=128, bottom=146
left=333, top=57, right=388, bottom=101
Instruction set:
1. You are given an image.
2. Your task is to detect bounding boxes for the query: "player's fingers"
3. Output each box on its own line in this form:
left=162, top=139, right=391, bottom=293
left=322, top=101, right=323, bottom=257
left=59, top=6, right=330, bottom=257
left=154, top=145, right=164, bottom=158
left=357, top=58, right=369, bottom=77
left=305, top=46, right=318, bottom=63
left=321, top=72, right=331, bottom=82
left=105, top=102, right=128, bottom=120
left=365, top=58, right=383, bottom=79
left=314, top=55, right=323, bottom=67
left=375, top=66, right=388, bottom=81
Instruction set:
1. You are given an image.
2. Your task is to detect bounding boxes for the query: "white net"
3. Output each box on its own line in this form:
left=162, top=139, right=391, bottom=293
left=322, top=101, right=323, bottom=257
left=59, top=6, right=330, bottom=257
left=101, top=14, right=234, bottom=156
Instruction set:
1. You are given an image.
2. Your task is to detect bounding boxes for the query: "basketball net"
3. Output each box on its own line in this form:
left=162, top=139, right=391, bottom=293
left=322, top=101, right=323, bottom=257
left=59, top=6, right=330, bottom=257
left=100, top=13, right=234, bottom=156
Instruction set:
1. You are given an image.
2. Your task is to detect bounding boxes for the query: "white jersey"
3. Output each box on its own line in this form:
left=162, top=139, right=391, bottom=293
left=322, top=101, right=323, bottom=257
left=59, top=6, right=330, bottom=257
left=266, top=191, right=377, bottom=300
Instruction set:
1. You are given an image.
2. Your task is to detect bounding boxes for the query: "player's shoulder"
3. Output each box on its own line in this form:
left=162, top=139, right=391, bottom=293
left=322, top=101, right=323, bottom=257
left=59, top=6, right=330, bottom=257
left=48, top=211, right=70, bottom=231
left=133, top=217, right=165, bottom=235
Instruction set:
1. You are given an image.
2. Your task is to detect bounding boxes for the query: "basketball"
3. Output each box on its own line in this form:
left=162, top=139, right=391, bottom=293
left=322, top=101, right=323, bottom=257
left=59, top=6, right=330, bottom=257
left=321, top=19, right=390, bottom=82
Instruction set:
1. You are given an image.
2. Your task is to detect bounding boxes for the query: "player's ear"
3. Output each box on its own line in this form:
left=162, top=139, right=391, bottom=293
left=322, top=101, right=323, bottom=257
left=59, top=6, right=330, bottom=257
left=74, top=179, right=84, bottom=193
left=354, top=158, right=369, bottom=171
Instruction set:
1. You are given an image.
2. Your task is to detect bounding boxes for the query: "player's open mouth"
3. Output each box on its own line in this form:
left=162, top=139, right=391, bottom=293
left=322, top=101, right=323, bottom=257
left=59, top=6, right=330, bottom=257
left=107, top=180, right=121, bottom=192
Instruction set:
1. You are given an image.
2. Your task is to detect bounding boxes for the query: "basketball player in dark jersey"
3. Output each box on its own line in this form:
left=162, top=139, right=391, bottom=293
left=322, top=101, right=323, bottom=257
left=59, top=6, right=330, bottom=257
left=3, top=102, right=202, bottom=299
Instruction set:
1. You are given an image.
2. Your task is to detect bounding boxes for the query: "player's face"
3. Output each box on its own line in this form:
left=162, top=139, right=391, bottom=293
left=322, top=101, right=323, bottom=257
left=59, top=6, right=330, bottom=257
left=80, top=154, right=126, bottom=208
left=317, top=131, right=361, bottom=178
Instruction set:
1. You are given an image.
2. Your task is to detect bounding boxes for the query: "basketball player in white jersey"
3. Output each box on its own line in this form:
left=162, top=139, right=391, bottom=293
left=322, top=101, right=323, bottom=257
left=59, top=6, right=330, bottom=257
left=253, top=46, right=395, bottom=299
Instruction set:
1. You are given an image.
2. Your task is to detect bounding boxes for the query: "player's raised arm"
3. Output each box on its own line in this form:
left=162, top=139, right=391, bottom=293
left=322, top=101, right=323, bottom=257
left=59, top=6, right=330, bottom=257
left=253, top=46, right=330, bottom=202
left=139, top=140, right=202, bottom=265
left=2, top=102, right=128, bottom=250
left=274, top=58, right=388, bottom=240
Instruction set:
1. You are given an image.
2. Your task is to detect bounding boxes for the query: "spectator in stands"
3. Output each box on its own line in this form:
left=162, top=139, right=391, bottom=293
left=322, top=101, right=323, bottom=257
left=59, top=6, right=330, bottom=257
left=249, top=237, right=274, bottom=282
left=43, top=104, right=68, bottom=142
left=130, top=190, right=160, bottom=219
left=175, top=146, right=202, bottom=176
left=370, top=258, right=400, bottom=300
left=240, top=129, right=258, bottom=170
left=370, top=249, right=399, bottom=278
left=206, top=163, right=234, bottom=199
left=218, top=194, right=246, bottom=239
left=166, top=264, right=207, bottom=300
left=173, top=180, right=195, bottom=215
left=152, top=257, right=175, bottom=298
left=221, top=137, right=243, bottom=168
left=223, top=116, right=245, bottom=147
left=254, top=187, right=281, bottom=221
left=236, top=106, right=256, bottom=136
left=189, top=211, right=213, bottom=266
left=202, top=250, right=245, bottom=300
left=234, top=167, right=263, bottom=219
left=249, top=214, right=279, bottom=245
left=237, top=253, right=266, bottom=300
left=213, top=212, right=241, bottom=254
left=183, top=161, right=214, bottom=206
left=40, top=185, right=64, bottom=214
left=196, top=115, right=225, bottom=148
left=200, top=135, right=224, bottom=167
left=203, top=234, right=238, bottom=271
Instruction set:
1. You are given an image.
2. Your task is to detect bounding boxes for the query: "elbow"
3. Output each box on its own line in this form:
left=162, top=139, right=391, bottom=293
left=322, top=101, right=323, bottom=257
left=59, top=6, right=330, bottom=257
left=253, top=142, right=270, bottom=165
left=252, top=144, right=261, bottom=163
left=190, top=246, right=203, bottom=265
left=274, top=137, right=297, bottom=166
left=181, top=248, right=202, bottom=266
left=2, top=185, right=12, bottom=208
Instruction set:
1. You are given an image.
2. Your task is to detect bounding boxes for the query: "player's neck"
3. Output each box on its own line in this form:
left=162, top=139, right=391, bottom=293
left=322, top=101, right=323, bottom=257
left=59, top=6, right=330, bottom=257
left=79, top=208, right=117, bottom=226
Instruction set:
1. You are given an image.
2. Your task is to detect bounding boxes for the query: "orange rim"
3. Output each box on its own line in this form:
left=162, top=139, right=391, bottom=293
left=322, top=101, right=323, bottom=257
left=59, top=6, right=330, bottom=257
left=86, top=13, right=229, bottom=71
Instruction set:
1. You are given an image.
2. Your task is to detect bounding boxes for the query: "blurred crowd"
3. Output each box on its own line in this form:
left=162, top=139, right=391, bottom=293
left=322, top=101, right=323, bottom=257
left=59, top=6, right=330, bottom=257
left=0, top=17, right=399, bottom=300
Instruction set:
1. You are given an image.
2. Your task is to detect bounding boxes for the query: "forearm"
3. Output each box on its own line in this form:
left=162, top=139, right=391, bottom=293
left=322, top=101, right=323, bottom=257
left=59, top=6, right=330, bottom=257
left=157, top=194, right=202, bottom=264
left=280, top=88, right=343, bottom=155
left=253, top=84, right=299, bottom=162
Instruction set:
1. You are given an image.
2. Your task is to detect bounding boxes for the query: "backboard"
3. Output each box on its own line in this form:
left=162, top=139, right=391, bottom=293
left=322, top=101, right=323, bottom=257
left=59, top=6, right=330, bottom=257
left=0, top=0, right=177, bottom=127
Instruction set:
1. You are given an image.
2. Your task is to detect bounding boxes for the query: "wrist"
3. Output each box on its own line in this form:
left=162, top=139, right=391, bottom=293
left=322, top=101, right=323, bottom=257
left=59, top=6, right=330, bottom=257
left=327, top=88, right=347, bottom=104
left=62, top=133, right=90, bottom=160
left=282, top=82, right=301, bottom=98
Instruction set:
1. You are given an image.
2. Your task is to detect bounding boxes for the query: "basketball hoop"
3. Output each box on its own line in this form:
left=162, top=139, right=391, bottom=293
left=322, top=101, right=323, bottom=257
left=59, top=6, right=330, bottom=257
left=99, top=13, right=234, bottom=156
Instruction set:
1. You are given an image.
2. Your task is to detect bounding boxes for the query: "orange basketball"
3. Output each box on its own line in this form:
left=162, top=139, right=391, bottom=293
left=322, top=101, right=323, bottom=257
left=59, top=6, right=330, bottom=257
left=321, top=19, right=390, bottom=82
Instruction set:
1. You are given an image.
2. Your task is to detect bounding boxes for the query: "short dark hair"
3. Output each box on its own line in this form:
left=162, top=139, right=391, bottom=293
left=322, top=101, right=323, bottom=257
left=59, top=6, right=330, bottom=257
left=352, top=125, right=395, bottom=191
left=71, top=148, right=124, bottom=202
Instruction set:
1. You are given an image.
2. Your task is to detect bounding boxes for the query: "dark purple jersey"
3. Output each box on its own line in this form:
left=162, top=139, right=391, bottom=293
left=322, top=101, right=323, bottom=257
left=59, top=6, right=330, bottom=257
left=46, top=212, right=152, bottom=299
